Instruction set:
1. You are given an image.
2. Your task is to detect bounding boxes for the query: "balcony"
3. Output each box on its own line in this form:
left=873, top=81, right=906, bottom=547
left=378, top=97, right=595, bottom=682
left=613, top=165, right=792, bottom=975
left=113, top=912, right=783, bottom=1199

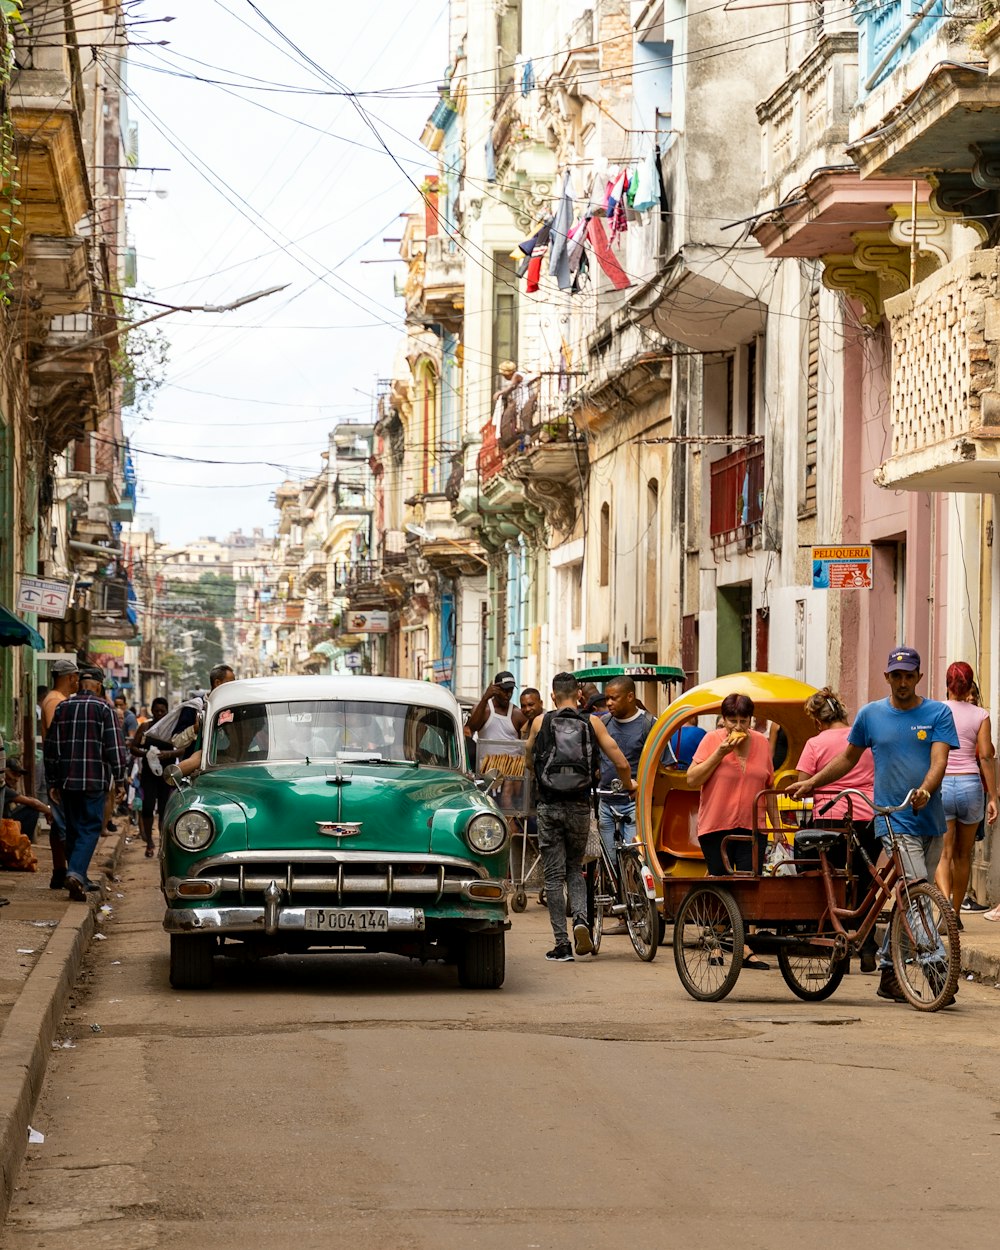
left=875, top=247, right=1000, bottom=491
left=849, top=0, right=993, bottom=188
left=421, top=235, right=463, bottom=325
left=709, top=443, right=765, bottom=549
left=11, top=36, right=90, bottom=240
left=757, top=31, right=859, bottom=205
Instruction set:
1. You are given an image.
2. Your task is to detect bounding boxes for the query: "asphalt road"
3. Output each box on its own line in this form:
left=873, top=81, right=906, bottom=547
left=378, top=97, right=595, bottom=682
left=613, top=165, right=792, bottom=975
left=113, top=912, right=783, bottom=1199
left=4, top=842, right=1000, bottom=1250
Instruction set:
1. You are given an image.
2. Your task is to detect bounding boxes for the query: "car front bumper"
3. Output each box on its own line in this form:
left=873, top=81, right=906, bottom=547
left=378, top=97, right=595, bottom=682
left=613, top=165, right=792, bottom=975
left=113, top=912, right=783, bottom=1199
left=163, top=905, right=429, bottom=935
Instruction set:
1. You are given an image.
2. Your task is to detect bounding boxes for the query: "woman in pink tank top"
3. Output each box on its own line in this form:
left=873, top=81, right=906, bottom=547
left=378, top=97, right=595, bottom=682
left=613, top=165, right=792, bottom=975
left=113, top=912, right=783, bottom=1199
left=936, top=662, right=997, bottom=924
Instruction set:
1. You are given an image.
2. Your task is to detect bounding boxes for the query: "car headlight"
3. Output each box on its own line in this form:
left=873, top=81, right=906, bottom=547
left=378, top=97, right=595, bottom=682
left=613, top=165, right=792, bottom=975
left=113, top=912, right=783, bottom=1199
left=466, top=812, right=507, bottom=854
left=172, top=809, right=215, bottom=851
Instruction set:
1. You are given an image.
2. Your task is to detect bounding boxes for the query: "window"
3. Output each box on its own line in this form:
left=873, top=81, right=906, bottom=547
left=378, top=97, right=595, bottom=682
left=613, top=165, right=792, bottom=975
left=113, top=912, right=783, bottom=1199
left=599, top=503, right=611, bottom=587
left=491, top=250, right=519, bottom=391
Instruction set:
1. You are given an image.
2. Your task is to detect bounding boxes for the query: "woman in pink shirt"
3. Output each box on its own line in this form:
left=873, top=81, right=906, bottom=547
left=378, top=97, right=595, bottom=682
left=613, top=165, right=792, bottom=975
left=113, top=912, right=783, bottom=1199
left=796, top=688, right=878, bottom=971
left=689, top=694, right=787, bottom=971
left=936, top=662, right=997, bottom=924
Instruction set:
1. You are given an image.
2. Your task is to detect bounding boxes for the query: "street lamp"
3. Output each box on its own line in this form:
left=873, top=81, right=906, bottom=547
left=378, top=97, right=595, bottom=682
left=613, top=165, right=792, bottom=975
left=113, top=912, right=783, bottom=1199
left=34, top=284, right=291, bottom=366
left=404, top=523, right=488, bottom=568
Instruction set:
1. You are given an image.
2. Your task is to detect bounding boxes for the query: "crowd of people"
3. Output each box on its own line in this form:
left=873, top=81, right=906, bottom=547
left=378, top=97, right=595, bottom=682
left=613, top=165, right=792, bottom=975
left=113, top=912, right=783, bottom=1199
left=5, top=650, right=997, bottom=989
left=0, top=659, right=236, bottom=901
left=472, top=646, right=997, bottom=983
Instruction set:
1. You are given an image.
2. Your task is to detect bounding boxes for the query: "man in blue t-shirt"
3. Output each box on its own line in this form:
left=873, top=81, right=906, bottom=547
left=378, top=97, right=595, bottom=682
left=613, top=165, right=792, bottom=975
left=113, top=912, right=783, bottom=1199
left=789, top=646, right=958, bottom=1003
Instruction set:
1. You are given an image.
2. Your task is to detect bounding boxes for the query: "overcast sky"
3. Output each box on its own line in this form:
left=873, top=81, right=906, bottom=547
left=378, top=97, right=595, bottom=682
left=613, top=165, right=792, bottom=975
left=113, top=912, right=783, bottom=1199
left=122, top=0, right=447, bottom=543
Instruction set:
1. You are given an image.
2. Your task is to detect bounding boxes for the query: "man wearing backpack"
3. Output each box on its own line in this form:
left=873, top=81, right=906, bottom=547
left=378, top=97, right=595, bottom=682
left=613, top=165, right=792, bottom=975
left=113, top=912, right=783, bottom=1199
left=526, top=672, right=636, bottom=961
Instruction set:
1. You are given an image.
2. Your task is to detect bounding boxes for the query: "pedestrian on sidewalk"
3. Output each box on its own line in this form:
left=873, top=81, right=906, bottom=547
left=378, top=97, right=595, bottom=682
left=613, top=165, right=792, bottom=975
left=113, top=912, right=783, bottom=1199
left=129, top=696, right=170, bottom=857
left=44, top=666, right=129, bottom=901
left=40, top=657, right=79, bottom=890
left=789, top=647, right=959, bottom=1003
left=936, top=662, right=997, bottom=926
left=525, top=672, right=635, bottom=961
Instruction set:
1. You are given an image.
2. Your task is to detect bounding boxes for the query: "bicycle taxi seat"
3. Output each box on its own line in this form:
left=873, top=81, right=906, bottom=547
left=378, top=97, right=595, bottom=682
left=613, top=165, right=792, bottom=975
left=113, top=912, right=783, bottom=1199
left=794, top=828, right=845, bottom=857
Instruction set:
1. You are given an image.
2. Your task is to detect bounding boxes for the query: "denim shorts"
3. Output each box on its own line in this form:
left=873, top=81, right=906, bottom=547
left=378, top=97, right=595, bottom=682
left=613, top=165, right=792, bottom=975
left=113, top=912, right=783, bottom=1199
left=940, top=774, right=985, bottom=825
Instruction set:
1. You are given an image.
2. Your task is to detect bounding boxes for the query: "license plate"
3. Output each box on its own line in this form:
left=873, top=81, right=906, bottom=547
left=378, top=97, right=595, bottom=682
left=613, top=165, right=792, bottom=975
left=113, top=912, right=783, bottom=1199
left=305, top=908, right=389, bottom=932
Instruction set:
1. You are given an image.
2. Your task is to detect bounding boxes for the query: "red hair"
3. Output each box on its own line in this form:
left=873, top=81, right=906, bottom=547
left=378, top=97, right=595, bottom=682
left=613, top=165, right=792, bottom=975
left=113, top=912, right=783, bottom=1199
left=946, top=661, right=974, bottom=698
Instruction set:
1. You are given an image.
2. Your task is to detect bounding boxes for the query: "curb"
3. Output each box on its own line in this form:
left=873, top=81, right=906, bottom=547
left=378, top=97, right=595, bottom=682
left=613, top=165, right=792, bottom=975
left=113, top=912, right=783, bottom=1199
left=961, top=942, right=1000, bottom=987
left=0, top=832, right=125, bottom=1225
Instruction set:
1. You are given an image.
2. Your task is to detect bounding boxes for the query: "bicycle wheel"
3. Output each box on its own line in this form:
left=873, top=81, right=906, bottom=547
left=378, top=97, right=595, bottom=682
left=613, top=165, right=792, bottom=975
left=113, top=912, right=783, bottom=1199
left=621, top=853, right=659, bottom=962
left=777, top=942, right=847, bottom=1002
left=672, top=885, right=744, bottom=1001
left=890, top=881, right=959, bottom=1011
left=587, top=859, right=604, bottom=956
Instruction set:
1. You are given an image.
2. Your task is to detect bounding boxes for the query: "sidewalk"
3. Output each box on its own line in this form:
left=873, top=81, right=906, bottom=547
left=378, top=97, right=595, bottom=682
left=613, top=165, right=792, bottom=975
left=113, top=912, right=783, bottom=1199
left=956, top=909, right=1000, bottom=985
left=0, top=826, right=126, bottom=1223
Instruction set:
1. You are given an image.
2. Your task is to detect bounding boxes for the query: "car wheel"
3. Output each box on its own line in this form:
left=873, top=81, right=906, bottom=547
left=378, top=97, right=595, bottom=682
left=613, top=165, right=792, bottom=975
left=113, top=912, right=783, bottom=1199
left=169, top=934, right=217, bottom=990
left=457, top=931, right=505, bottom=989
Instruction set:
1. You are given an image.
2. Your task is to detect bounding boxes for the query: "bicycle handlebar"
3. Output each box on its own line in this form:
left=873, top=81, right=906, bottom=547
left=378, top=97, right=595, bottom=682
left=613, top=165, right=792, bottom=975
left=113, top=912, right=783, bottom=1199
left=595, top=787, right=626, bottom=800
left=816, top=787, right=919, bottom=817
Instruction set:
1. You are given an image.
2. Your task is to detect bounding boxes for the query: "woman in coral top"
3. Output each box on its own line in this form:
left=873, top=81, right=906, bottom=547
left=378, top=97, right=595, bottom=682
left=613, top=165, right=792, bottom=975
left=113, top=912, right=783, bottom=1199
left=688, top=692, right=782, bottom=874
left=688, top=693, right=781, bottom=970
left=936, top=662, right=997, bottom=924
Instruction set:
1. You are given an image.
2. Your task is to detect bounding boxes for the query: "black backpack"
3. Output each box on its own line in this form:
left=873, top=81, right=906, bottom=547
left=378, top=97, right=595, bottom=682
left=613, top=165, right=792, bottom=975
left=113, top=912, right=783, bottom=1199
left=534, top=707, right=595, bottom=799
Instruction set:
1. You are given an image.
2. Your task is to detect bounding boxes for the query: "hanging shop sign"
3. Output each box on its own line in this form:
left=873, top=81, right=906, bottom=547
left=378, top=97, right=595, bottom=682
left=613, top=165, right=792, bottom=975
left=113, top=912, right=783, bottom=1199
left=344, top=610, right=389, bottom=634
left=811, top=546, right=873, bottom=590
left=17, top=576, right=72, bottom=619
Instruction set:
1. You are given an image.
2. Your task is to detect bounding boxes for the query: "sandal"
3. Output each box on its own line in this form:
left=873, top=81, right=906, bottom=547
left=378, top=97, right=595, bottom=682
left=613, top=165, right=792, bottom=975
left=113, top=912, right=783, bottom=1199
left=743, top=956, right=771, bottom=971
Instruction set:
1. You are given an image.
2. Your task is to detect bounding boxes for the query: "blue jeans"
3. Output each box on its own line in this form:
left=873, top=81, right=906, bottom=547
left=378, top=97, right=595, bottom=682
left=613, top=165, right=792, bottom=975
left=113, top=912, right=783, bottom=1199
left=598, top=800, right=636, bottom=864
left=61, top=789, right=107, bottom=886
left=878, top=832, right=944, bottom=971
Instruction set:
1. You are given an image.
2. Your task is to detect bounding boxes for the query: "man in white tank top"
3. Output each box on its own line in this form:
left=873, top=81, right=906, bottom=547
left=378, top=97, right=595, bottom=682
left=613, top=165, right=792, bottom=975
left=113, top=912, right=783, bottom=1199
left=467, top=671, right=526, bottom=755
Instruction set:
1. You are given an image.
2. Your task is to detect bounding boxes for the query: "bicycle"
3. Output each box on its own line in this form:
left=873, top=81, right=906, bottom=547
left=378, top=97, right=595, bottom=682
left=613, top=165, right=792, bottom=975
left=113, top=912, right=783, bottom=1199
left=585, top=789, right=660, bottom=961
left=665, top=786, right=960, bottom=1010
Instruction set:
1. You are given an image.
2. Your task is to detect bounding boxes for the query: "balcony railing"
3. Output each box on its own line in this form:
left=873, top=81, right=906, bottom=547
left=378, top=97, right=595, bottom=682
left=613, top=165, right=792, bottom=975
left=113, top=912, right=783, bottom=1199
left=478, top=420, right=504, bottom=484
left=855, top=0, right=945, bottom=98
left=709, top=443, right=765, bottom=548
left=876, top=247, right=1000, bottom=491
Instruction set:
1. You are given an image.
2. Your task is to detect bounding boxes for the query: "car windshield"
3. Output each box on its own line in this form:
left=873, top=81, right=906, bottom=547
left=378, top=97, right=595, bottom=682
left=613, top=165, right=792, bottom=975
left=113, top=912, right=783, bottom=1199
left=207, top=699, right=461, bottom=768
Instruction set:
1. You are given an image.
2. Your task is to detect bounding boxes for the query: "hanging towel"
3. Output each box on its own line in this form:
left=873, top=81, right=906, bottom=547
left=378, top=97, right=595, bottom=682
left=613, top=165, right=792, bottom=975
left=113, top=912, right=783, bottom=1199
left=606, top=169, right=626, bottom=217
left=632, top=151, right=659, bottom=212
left=485, top=137, right=496, bottom=183
left=548, top=172, right=575, bottom=291
left=526, top=253, right=544, bottom=293
left=585, top=216, right=632, bottom=290
left=521, top=59, right=535, bottom=96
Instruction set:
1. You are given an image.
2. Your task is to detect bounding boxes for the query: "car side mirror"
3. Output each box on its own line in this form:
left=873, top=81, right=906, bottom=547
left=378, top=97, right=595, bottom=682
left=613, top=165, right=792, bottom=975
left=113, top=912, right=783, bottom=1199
left=476, top=767, right=501, bottom=795
left=165, top=763, right=189, bottom=789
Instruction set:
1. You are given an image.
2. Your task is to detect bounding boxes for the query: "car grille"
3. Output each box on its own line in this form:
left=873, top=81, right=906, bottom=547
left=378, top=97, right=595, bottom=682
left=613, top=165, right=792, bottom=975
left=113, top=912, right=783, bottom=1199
left=188, top=850, right=490, bottom=906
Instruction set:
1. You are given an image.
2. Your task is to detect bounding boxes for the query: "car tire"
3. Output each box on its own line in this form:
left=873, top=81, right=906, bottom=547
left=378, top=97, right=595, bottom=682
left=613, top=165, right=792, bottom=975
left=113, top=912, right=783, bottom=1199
left=169, top=934, right=217, bottom=989
left=457, top=931, right=505, bottom=989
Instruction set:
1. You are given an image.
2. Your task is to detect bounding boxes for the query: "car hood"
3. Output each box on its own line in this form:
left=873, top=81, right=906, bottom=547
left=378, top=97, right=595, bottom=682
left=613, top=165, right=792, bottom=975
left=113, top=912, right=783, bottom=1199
left=192, top=762, right=494, bottom=855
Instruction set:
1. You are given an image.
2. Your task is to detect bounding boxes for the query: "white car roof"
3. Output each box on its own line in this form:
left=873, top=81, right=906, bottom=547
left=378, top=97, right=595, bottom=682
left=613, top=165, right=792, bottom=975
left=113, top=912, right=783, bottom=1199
left=206, top=675, right=464, bottom=719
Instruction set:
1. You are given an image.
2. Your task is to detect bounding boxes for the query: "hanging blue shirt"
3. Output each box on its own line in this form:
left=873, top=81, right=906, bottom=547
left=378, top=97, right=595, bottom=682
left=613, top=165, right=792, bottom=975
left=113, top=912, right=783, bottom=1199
left=847, top=697, right=958, bottom=838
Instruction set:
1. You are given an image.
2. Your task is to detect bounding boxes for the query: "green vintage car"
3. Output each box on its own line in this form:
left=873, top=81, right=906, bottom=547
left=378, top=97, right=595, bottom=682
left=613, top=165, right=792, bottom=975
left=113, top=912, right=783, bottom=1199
left=160, top=675, right=510, bottom=990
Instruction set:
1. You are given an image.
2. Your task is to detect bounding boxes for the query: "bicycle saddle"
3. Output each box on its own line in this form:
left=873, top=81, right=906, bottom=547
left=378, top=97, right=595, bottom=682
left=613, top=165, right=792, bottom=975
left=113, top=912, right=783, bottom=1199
left=794, top=829, right=845, bottom=856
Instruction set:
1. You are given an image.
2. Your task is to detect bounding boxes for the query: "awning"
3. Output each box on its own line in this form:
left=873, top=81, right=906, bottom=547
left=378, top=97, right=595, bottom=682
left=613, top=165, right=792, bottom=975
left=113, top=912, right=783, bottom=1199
left=0, top=605, right=45, bottom=649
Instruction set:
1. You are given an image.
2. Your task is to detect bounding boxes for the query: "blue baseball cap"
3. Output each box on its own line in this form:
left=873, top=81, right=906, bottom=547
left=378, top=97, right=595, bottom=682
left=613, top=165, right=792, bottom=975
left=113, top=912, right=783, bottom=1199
left=886, top=646, right=921, bottom=673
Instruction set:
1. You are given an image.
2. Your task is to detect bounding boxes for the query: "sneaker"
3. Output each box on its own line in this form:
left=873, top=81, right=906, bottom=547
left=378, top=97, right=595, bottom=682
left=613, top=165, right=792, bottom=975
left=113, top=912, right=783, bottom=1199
left=961, top=896, right=989, bottom=912
left=545, top=944, right=574, bottom=962
left=146, top=746, right=163, bottom=777
left=877, top=968, right=907, bottom=1002
left=573, top=921, right=594, bottom=956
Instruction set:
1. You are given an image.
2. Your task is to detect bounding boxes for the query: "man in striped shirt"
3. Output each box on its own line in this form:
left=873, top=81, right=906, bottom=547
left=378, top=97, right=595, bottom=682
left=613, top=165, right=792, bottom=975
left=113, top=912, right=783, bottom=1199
left=44, top=666, right=128, bottom=900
